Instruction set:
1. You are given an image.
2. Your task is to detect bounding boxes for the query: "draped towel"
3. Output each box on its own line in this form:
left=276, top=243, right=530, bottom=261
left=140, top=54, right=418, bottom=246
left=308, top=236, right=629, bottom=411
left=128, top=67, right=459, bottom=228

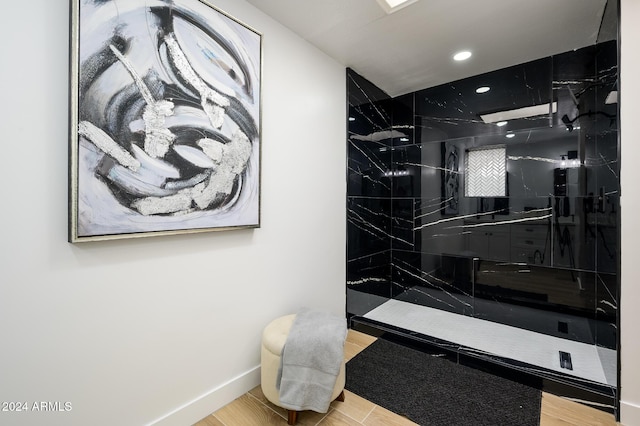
left=276, top=308, right=347, bottom=413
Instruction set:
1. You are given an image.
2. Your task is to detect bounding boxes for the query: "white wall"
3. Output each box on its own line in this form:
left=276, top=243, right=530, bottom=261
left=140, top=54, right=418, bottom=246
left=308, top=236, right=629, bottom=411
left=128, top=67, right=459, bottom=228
left=0, top=1, right=346, bottom=425
left=620, top=1, right=640, bottom=424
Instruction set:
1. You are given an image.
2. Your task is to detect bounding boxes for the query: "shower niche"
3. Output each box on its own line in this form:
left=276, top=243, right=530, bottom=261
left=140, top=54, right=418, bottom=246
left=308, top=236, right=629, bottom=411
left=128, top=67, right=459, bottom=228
left=347, top=11, right=619, bottom=414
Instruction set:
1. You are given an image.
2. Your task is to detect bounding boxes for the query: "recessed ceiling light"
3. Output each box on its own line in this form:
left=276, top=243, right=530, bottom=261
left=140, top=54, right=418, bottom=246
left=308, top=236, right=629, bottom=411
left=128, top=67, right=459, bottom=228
left=385, top=0, right=411, bottom=7
left=476, top=86, right=490, bottom=94
left=376, top=0, right=419, bottom=14
left=496, top=121, right=508, bottom=127
left=348, top=117, right=356, bottom=122
left=453, top=51, right=472, bottom=61
left=506, top=133, right=515, bottom=139
left=400, top=137, right=410, bottom=142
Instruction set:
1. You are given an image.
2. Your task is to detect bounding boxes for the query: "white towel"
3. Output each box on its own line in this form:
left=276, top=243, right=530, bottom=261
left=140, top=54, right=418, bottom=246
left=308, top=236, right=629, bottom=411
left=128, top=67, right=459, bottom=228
left=276, top=308, right=347, bottom=413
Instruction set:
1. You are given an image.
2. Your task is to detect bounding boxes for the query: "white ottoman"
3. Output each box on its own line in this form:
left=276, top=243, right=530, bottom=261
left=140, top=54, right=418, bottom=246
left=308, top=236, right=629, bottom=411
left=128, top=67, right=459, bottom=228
left=261, top=314, right=346, bottom=425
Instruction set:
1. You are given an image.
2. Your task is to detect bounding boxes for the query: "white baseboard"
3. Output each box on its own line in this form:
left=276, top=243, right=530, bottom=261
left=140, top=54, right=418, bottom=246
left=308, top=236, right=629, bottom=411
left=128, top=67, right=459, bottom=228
left=148, top=365, right=261, bottom=426
left=620, top=399, right=640, bottom=426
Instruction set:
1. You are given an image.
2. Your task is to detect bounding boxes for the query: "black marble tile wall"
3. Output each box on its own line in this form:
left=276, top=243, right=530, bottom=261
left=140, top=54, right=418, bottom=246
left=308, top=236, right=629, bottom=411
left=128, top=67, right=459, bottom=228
left=347, top=69, right=394, bottom=309
left=473, top=262, right=597, bottom=340
left=346, top=38, right=619, bottom=391
left=348, top=69, right=394, bottom=198
left=347, top=197, right=391, bottom=259
left=392, top=251, right=474, bottom=316
left=346, top=1, right=618, bottom=412
left=390, top=199, right=416, bottom=251
left=415, top=57, right=553, bottom=144
left=347, top=250, right=392, bottom=298
left=595, top=272, right=617, bottom=350
left=347, top=138, right=391, bottom=198
left=391, top=93, right=415, bottom=146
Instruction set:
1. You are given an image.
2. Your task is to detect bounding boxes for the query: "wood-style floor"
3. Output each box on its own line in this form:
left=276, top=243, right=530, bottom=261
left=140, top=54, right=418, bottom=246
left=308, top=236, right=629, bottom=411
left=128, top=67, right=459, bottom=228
left=194, top=330, right=619, bottom=426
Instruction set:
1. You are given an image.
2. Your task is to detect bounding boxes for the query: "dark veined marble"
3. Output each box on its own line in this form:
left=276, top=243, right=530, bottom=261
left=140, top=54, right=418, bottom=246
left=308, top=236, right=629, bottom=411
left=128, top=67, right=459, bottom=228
left=415, top=56, right=553, bottom=144
left=347, top=197, right=391, bottom=260
left=346, top=32, right=619, bottom=406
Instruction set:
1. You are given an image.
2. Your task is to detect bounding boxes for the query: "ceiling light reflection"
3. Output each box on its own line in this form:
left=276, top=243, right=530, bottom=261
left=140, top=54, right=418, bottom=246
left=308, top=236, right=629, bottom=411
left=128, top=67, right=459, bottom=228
left=480, top=102, right=557, bottom=123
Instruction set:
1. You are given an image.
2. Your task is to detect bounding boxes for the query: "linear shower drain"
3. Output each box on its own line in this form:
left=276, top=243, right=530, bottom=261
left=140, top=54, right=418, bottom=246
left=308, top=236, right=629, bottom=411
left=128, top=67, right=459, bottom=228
left=559, top=351, right=573, bottom=370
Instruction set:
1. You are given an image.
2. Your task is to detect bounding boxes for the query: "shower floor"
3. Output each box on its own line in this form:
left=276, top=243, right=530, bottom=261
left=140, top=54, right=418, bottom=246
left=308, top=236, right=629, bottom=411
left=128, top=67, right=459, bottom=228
left=362, top=298, right=617, bottom=388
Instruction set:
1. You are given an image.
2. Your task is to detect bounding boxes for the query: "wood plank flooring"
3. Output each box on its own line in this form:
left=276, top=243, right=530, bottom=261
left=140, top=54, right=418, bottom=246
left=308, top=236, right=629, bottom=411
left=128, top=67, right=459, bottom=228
left=194, top=330, right=618, bottom=426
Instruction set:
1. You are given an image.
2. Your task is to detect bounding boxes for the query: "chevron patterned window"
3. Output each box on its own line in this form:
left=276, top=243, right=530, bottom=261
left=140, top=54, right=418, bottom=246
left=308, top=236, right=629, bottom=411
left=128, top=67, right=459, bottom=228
left=465, top=146, right=507, bottom=197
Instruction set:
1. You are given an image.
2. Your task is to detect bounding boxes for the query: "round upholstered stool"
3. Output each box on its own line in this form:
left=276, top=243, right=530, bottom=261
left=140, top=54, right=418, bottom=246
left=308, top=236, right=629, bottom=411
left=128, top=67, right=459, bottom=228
left=261, top=314, right=346, bottom=425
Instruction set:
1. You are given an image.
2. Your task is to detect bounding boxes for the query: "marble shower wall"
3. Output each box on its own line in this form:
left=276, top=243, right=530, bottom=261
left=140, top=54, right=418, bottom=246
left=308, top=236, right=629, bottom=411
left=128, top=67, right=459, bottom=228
left=347, top=38, right=619, bottom=350
left=347, top=71, right=393, bottom=314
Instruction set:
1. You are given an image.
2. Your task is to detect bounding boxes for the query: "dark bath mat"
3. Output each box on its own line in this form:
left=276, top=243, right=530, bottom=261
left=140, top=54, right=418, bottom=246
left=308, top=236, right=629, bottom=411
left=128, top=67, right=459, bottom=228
left=346, top=338, right=542, bottom=426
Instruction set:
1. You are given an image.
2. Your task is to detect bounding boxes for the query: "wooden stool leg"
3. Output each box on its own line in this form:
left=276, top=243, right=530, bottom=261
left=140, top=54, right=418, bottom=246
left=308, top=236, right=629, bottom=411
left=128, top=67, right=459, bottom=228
left=287, top=410, right=298, bottom=425
left=335, top=390, right=345, bottom=402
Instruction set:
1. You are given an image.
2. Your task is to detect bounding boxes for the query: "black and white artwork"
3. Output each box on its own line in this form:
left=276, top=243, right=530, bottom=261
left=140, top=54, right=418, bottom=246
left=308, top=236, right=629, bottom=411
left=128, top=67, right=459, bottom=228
left=442, top=142, right=459, bottom=215
left=69, top=0, right=261, bottom=242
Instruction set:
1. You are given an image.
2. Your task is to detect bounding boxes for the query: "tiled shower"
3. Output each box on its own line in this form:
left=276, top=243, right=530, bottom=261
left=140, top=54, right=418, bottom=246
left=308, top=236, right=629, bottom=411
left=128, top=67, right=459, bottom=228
left=346, top=4, right=619, bottom=413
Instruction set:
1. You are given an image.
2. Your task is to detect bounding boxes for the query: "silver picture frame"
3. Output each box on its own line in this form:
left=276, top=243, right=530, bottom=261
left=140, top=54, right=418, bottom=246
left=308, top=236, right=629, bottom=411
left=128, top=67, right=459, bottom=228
left=69, top=0, right=262, bottom=242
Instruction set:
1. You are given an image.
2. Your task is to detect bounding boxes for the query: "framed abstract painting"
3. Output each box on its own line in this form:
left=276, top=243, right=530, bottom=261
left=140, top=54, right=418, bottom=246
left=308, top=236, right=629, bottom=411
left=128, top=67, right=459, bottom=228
left=69, top=0, right=261, bottom=242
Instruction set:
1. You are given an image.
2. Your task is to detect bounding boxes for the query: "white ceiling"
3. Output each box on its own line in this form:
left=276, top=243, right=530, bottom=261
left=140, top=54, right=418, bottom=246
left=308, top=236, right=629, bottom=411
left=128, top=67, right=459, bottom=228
left=245, top=0, right=608, bottom=97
